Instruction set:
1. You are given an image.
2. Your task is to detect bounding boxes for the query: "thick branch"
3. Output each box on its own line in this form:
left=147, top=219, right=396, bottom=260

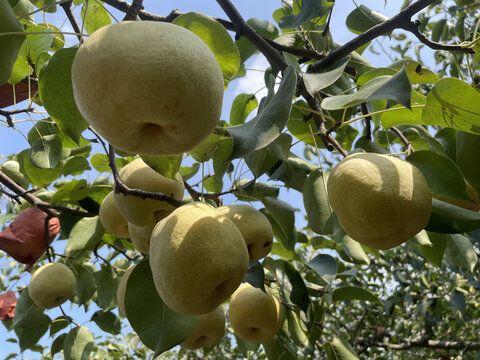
left=59, top=1, right=83, bottom=43
left=123, top=0, right=143, bottom=21
left=216, top=0, right=348, bottom=157
left=107, top=144, right=187, bottom=208
left=308, top=0, right=439, bottom=72
left=0, top=171, right=96, bottom=217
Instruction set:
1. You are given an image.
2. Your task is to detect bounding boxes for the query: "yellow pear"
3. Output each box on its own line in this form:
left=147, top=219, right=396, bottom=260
left=180, top=306, right=225, bottom=350
left=149, top=202, right=249, bottom=315
left=99, top=191, right=129, bottom=238
left=116, top=264, right=136, bottom=317
left=128, top=222, right=155, bottom=254
left=28, top=262, right=76, bottom=309
left=217, top=204, right=273, bottom=262
left=229, top=283, right=283, bottom=343
left=327, top=153, right=432, bottom=250
left=71, top=21, right=224, bottom=156
left=114, top=158, right=185, bottom=226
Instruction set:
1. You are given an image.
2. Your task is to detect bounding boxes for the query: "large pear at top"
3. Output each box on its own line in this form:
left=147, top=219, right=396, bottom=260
left=71, top=21, right=224, bottom=156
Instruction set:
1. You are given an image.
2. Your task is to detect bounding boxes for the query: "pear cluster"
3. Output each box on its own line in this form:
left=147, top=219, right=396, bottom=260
left=99, top=159, right=282, bottom=348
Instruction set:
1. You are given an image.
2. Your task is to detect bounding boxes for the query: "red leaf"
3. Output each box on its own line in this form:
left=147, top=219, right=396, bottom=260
left=0, top=291, right=17, bottom=321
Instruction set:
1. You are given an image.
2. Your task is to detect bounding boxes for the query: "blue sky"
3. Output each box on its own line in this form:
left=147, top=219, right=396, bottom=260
left=0, top=0, right=424, bottom=358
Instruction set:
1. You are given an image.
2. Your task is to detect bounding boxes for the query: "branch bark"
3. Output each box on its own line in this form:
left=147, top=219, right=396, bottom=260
left=0, top=171, right=96, bottom=217
left=307, top=0, right=471, bottom=73
left=59, top=1, right=83, bottom=43
left=107, top=144, right=187, bottom=208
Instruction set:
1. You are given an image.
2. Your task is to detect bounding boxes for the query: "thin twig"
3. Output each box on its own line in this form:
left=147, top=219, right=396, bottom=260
left=390, top=126, right=413, bottom=155
left=401, top=20, right=475, bottom=54
left=361, top=103, right=372, bottom=141
left=0, top=107, right=34, bottom=128
left=107, top=144, right=187, bottom=208
left=183, top=179, right=229, bottom=206
left=43, top=215, right=53, bottom=263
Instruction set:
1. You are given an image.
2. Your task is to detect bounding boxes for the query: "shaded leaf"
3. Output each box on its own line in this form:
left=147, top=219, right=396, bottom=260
left=63, top=326, right=94, bottom=360
left=279, top=0, right=333, bottom=28
left=308, top=254, right=337, bottom=284
left=346, top=5, right=389, bottom=34
left=332, top=286, right=382, bottom=304
left=230, top=93, right=258, bottom=125
left=426, top=199, right=480, bottom=233
left=65, top=216, right=104, bottom=253
left=228, top=67, right=296, bottom=159
left=125, top=259, right=197, bottom=356
left=303, top=170, right=334, bottom=235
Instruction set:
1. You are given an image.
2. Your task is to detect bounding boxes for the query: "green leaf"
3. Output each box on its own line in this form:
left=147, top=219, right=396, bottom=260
left=27, top=119, right=58, bottom=144
left=0, top=0, right=25, bottom=85
left=39, top=47, right=88, bottom=144
left=389, top=59, right=439, bottom=84
left=308, top=254, right=337, bottom=284
left=426, top=199, right=480, bottom=233
left=456, top=131, right=480, bottom=194
left=236, top=18, right=278, bottom=63
left=233, top=179, right=279, bottom=202
left=303, top=56, right=351, bottom=96
left=125, top=259, right=197, bottom=356
left=324, top=337, right=359, bottom=360
left=9, top=0, right=34, bottom=19
left=91, top=310, right=121, bottom=335
left=81, top=2, right=111, bottom=35
left=51, top=333, right=67, bottom=356
left=230, top=93, right=258, bottom=125
left=303, top=170, right=334, bottom=235
left=16, top=314, right=51, bottom=352
left=52, top=179, right=89, bottom=204
left=420, top=232, right=447, bottom=267
left=50, top=316, right=70, bottom=337
left=332, top=286, right=382, bottom=304
left=140, top=154, right=182, bottom=179
left=444, top=234, right=478, bottom=272
left=179, top=163, right=200, bottom=181
left=73, top=263, right=96, bottom=308
left=63, top=156, right=91, bottom=176
left=274, top=259, right=310, bottom=312
left=244, top=261, right=265, bottom=292
left=65, top=216, right=104, bottom=253
left=12, top=289, right=44, bottom=328
left=422, top=78, right=480, bottom=134
left=346, top=5, right=389, bottom=34
left=17, top=148, right=63, bottom=188
left=263, top=196, right=296, bottom=251
left=228, top=66, right=296, bottom=159
left=279, top=0, right=333, bottom=28
left=94, top=264, right=117, bottom=311
left=19, top=23, right=54, bottom=63
left=173, top=12, right=240, bottom=83
left=189, top=129, right=230, bottom=162
left=8, top=54, right=31, bottom=84
left=322, top=67, right=411, bottom=110
left=90, top=153, right=111, bottom=173
left=63, top=326, right=94, bottom=360
left=263, top=337, right=298, bottom=360
left=407, top=150, right=468, bottom=199
left=29, top=134, right=63, bottom=169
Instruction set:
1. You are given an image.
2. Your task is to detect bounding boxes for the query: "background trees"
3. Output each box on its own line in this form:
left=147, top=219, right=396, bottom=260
left=1, top=0, right=480, bottom=359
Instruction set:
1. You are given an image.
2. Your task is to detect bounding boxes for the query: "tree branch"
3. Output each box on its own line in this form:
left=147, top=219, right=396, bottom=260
left=401, top=20, right=475, bottom=54
left=216, top=0, right=348, bottom=157
left=308, top=0, right=442, bottom=73
left=59, top=1, right=83, bottom=43
left=391, top=126, right=413, bottom=155
left=370, top=339, right=480, bottom=351
left=0, top=107, right=34, bottom=128
left=122, top=0, right=143, bottom=21
left=0, top=171, right=96, bottom=217
left=107, top=144, right=187, bottom=208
